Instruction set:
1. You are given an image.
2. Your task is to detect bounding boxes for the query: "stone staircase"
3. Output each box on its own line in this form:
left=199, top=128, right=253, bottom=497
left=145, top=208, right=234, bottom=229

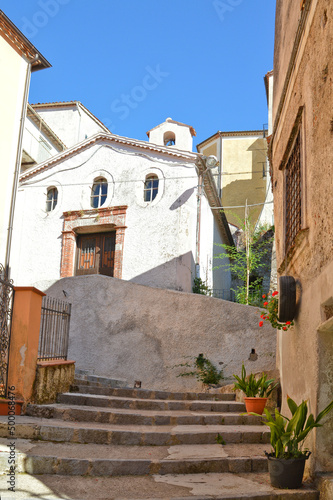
left=0, top=374, right=319, bottom=499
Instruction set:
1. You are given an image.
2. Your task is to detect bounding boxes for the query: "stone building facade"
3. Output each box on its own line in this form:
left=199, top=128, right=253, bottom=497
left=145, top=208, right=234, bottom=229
left=270, top=0, right=333, bottom=475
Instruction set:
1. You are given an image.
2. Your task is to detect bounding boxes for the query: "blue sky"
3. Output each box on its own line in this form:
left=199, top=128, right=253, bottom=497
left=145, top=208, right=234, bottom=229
left=3, top=0, right=276, bottom=148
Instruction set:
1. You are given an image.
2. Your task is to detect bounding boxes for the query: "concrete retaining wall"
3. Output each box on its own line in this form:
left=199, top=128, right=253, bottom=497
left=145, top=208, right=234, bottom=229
left=46, top=275, right=277, bottom=392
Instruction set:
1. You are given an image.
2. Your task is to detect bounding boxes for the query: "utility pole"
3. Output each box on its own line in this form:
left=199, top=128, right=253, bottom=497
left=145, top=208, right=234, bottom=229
left=245, top=199, right=250, bottom=305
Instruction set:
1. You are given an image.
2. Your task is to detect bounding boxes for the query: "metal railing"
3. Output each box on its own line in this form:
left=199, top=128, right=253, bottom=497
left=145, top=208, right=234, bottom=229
left=38, top=296, right=71, bottom=361
left=0, top=265, right=15, bottom=397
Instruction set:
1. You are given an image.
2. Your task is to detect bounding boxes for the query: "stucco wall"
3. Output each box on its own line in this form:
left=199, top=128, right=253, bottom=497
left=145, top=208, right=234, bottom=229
left=0, top=35, right=28, bottom=266
left=36, top=105, right=106, bottom=147
left=272, top=0, right=333, bottom=474
left=46, top=275, right=277, bottom=392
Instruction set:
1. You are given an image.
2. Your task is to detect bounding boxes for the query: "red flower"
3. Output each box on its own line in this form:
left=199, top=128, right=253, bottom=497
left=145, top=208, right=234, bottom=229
left=262, top=294, right=266, bottom=299
left=286, top=321, right=291, bottom=325
left=260, top=314, right=265, bottom=319
left=259, top=321, right=264, bottom=327
left=263, top=302, right=268, bottom=306
left=283, top=327, right=287, bottom=331
left=272, top=291, right=278, bottom=297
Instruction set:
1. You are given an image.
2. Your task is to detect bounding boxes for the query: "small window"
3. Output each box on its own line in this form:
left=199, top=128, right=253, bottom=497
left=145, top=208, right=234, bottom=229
left=91, top=177, right=108, bottom=208
left=164, top=131, right=176, bottom=147
left=144, top=175, right=159, bottom=202
left=46, top=187, right=58, bottom=212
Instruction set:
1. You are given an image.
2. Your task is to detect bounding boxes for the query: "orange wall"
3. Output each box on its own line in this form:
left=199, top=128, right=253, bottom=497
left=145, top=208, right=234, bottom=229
left=7, top=287, right=45, bottom=401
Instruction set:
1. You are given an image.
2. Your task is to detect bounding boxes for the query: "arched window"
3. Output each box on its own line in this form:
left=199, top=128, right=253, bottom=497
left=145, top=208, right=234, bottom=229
left=163, top=131, right=176, bottom=147
left=144, top=174, right=159, bottom=202
left=46, top=187, right=58, bottom=212
left=91, top=177, right=108, bottom=208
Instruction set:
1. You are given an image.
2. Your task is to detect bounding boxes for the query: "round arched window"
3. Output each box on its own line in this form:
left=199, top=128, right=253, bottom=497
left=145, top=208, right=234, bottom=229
left=91, top=177, right=108, bottom=208
left=46, top=187, right=58, bottom=212
left=143, top=175, right=159, bottom=202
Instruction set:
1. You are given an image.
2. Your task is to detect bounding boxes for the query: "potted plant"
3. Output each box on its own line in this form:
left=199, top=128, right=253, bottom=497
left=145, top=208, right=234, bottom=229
left=256, top=396, right=333, bottom=489
left=233, top=364, right=278, bottom=414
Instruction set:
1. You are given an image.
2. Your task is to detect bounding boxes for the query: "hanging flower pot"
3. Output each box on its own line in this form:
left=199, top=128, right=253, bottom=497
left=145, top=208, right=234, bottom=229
left=278, top=275, right=297, bottom=322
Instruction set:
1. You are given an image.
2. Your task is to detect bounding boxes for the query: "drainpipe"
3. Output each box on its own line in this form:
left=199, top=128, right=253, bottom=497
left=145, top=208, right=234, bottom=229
left=195, top=172, right=203, bottom=278
left=5, top=59, right=33, bottom=278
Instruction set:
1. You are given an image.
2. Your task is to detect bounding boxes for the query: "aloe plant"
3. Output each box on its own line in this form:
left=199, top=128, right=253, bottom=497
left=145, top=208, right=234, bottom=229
left=233, top=364, right=278, bottom=398
left=261, top=396, right=333, bottom=458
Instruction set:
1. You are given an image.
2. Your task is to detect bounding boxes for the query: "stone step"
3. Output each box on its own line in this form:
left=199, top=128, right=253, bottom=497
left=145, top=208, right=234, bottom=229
left=0, top=471, right=319, bottom=499
left=70, top=383, right=236, bottom=401
left=58, top=391, right=245, bottom=413
left=25, top=402, right=260, bottom=426
left=0, top=438, right=269, bottom=476
left=74, top=373, right=128, bottom=388
left=0, top=416, right=270, bottom=446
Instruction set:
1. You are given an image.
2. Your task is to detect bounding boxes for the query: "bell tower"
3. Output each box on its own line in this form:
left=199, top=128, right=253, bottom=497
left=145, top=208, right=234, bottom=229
left=146, top=117, right=196, bottom=152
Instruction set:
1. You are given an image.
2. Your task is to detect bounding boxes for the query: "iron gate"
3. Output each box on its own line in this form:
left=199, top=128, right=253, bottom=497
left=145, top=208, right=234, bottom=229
left=38, top=296, right=71, bottom=361
left=0, top=264, right=15, bottom=397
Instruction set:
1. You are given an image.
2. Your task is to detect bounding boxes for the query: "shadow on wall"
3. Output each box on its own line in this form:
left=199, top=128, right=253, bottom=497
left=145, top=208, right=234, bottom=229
left=129, top=251, right=195, bottom=293
left=45, top=275, right=277, bottom=392
left=169, top=187, right=196, bottom=211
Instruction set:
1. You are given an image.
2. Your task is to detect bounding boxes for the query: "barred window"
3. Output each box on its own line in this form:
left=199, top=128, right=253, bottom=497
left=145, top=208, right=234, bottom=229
left=144, top=175, right=159, bottom=202
left=285, top=132, right=301, bottom=251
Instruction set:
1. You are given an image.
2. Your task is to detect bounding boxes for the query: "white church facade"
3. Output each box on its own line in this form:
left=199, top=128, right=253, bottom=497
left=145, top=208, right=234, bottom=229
left=10, top=103, right=233, bottom=294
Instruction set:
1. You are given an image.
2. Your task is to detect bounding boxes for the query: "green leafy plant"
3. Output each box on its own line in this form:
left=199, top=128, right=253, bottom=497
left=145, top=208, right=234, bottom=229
left=233, top=363, right=278, bottom=398
left=174, top=354, right=224, bottom=386
left=255, top=396, right=333, bottom=459
left=215, top=433, right=226, bottom=445
left=215, top=214, right=274, bottom=306
left=259, top=291, right=294, bottom=331
left=192, top=277, right=211, bottom=296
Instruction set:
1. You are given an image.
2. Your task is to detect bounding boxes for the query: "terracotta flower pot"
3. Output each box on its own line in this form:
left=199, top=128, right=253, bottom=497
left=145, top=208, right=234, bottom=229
left=0, top=399, right=23, bottom=416
left=244, top=397, right=267, bottom=414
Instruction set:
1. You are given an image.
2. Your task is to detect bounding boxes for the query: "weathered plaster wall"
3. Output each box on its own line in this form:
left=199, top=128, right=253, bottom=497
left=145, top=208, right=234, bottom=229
left=36, top=105, right=106, bottom=147
left=46, top=275, right=277, bottom=392
left=272, top=0, right=333, bottom=474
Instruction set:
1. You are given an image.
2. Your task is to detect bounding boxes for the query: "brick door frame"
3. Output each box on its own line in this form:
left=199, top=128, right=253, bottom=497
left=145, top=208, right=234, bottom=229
left=60, top=206, right=127, bottom=279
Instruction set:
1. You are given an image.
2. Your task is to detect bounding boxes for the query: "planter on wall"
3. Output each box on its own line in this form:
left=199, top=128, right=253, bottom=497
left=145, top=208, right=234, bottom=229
left=0, top=399, right=23, bottom=416
left=278, top=275, right=296, bottom=322
left=265, top=452, right=310, bottom=489
left=244, top=397, right=268, bottom=415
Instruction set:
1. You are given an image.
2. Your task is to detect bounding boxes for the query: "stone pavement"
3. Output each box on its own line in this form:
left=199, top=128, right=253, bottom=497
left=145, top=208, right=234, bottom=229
left=0, top=374, right=319, bottom=499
